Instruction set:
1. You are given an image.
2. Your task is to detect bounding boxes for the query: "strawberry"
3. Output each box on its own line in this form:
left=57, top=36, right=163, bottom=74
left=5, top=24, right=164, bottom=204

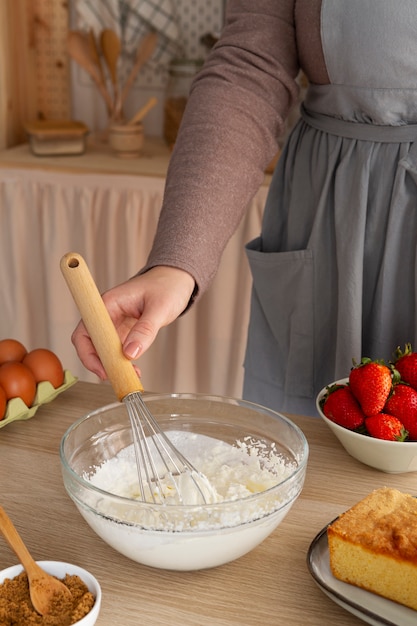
left=349, top=358, right=393, bottom=416
left=394, top=343, right=417, bottom=391
left=321, top=384, right=365, bottom=430
left=365, top=413, right=408, bottom=441
left=384, top=383, right=417, bottom=440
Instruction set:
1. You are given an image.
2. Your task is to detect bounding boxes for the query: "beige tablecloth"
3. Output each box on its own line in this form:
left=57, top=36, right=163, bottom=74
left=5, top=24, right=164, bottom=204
left=0, top=160, right=267, bottom=398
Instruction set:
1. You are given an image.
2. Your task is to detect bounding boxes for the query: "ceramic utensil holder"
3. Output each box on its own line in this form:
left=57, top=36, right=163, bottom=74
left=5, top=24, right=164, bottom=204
left=108, top=123, right=144, bottom=158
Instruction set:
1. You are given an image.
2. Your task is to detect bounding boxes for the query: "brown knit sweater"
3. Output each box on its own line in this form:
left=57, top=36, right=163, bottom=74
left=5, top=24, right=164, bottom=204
left=142, top=0, right=329, bottom=298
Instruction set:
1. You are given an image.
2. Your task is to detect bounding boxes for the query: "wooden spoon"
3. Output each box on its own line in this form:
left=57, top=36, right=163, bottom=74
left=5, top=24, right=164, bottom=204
left=127, top=96, right=158, bottom=125
left=0, top=506, right=72, bottom=615
left=67, top=30, right=113, bottom=114
left=87, top=28, right=106, bottom=84
left=100, top=29, right=121, bottom=106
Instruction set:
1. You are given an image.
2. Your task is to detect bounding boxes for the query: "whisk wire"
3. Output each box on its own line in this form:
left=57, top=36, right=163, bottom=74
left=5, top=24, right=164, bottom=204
left=125, top=394, right=213, bottom=504
left=127, top=401, right=161, bottom=503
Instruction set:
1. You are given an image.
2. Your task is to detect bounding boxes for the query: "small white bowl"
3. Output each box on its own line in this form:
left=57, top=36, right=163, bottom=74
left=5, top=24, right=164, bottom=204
left=0, top=560, right=101, bottom=625
left=316, top=378, right=417, bottom=473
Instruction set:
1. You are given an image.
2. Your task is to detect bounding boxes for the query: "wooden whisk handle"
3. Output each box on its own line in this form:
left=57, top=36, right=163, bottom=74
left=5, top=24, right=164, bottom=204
left=60, top=252, right=144, bottom=400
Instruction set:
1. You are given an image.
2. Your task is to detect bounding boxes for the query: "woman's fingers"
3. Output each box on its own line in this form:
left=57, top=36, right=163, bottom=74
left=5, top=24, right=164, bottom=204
left=71, top=266, right=196, bottom=377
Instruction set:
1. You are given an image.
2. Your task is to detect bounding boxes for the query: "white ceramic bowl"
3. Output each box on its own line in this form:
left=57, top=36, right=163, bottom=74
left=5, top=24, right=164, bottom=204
left=60, top=393, right=308, bottom=571
left=316, top=378, right=417, bottom=473
left=0, top=560, right=101, bottom=625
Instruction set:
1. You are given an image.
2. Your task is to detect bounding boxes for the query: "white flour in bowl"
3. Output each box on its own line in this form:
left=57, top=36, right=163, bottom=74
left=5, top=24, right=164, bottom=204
left=88, top=431, right=293, bottom=505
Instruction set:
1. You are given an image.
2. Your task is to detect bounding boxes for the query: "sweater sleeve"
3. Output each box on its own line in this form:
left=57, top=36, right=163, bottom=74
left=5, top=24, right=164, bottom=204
left=141, top=0, right=300, bottom=298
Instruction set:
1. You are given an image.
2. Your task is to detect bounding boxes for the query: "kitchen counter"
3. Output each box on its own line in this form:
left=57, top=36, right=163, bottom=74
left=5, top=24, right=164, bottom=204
left=0, top=135, right=173, bottom=178
left=2, top=380, right=415, bottom=625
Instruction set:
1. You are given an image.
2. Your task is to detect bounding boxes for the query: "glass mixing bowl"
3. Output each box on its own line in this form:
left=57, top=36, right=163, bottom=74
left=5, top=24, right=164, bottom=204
left=60, top=393, right=308, bottom=571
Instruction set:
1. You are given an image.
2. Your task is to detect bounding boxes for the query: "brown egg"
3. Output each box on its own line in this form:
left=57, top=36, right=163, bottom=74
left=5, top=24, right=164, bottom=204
left=0, top=386, right=6, bottom=420
left=0, top=362, right=37, bottom=407
left=0, top=339, right=27, bottom=365
left=23, top=348, right=64, bottom=389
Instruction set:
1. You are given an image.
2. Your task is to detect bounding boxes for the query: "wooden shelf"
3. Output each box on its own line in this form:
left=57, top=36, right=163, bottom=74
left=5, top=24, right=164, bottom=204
left=0, top=135, right=171, bottom=178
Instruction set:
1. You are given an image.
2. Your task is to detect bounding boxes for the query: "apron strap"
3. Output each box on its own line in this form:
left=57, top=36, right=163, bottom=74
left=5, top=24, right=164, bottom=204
left=301, top=105, right=417, bottom=144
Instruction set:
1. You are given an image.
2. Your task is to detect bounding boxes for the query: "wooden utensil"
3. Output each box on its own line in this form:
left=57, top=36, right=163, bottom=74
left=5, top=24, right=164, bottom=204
left=0, top=506, right=72, bottom=615
left=127, top=96, right=158, bottom=125
left=115, top=31, right=158, bottom=118
left=100, top=29, right=121, bottom=107
left=87, top=28, right=106, bottom=84
left=60, top=252, right=143, bottom=398
left=67, top=30, right=113, bottom=114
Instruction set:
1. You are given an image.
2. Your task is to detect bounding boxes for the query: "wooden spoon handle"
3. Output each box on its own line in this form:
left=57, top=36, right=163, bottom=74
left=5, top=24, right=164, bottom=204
left=115, top=31, right=158, bottom=117
left=88, top=28, right=106, bottom=84
left=0, top=506, right=43, bottom=579
left=60, top=252, right=144, bottom=400
left=127, top=97, right=157, bottom=125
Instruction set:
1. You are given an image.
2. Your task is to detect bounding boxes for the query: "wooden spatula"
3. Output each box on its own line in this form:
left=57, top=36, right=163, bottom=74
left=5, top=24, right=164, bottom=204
left=100, top=29, right=121, bottom=109
left=67, top=30, right=113, bottom=114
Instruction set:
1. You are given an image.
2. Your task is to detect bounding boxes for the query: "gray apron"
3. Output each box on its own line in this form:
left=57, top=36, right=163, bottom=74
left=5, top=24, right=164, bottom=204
left=244, top=0, right=417, bottom=416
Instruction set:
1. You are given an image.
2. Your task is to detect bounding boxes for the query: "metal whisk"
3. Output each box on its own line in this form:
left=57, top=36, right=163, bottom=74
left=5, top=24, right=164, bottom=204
left=60, top=252, right=215, bottom=505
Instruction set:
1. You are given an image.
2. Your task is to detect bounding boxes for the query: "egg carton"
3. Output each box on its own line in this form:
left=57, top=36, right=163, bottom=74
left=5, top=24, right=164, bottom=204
left=0, top=370, right=78, bottom=429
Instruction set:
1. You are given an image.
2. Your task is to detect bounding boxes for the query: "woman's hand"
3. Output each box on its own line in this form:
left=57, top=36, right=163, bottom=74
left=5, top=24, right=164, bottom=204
left=71, top=266, right=196, bottom=379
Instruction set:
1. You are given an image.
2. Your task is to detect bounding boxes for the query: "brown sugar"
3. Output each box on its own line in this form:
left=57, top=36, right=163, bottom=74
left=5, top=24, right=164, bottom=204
left=0, top=571, right=95, bottom=625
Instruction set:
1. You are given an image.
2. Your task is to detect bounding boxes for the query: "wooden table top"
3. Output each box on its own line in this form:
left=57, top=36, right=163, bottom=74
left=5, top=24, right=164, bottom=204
left=1, top=380, right=414, bottom=625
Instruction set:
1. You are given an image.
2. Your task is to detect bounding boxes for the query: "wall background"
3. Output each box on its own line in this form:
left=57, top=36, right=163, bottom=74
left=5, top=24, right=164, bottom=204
left=0, top=0, right=225, bottom=149
left=69, top=0, right=225, bottom=137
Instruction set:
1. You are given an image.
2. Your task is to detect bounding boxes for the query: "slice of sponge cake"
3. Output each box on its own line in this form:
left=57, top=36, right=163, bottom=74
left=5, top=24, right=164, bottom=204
left=327, top=487, right=417, bottom=611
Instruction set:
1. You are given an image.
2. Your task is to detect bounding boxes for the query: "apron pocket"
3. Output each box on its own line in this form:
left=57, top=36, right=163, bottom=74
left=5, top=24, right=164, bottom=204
left=245, top=236, right=314, bottom=398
